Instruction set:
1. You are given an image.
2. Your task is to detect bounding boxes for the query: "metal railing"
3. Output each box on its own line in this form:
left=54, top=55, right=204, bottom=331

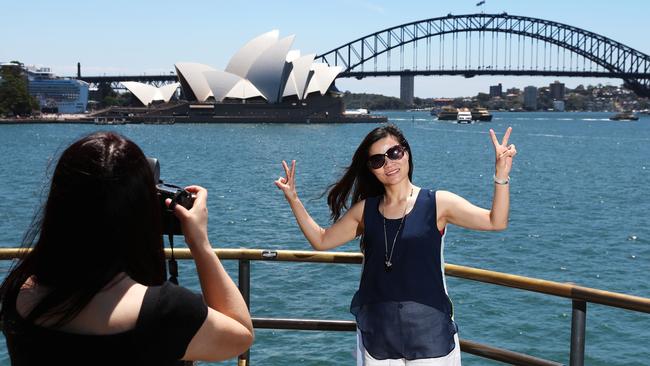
left=1, top=247, right=648, bottom=366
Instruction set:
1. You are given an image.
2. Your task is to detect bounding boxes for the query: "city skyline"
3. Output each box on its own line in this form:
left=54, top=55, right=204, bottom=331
left=2, top=0, right=648, bottom=98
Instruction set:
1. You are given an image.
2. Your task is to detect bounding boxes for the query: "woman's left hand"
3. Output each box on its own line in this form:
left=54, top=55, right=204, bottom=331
left=489, top=127, right=517, bottom=179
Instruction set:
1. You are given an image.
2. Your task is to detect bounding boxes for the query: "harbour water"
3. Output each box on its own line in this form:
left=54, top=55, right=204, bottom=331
left=0, top=111, right=648, bottom=365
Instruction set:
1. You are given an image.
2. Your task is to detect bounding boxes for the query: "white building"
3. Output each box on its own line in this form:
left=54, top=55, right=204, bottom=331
left=173, top=30, right=342, bottom=104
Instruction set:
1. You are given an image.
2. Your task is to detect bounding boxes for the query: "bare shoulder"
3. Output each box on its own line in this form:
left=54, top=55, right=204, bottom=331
left=16, top=277, right=45, bottom=318
left=435, top=190, right=455, bottom=206
left=435, top=190, right=469, bottom=214
left=337, top=198, right=363, bottom=222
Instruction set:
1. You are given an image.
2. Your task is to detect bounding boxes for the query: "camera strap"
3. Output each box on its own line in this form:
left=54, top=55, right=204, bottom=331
left=167, top=233, right=179, bottom=285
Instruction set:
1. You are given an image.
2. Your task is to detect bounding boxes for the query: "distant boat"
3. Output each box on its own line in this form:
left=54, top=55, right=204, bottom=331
left=344, top=108, right=369, bottom=115
left=436, top=106, right=458, bottom=120
left=609, top=111, right=639, bottom=121
left=457, top=109, right=473, bottom=124
left=471, top=107, right=493, bottom=121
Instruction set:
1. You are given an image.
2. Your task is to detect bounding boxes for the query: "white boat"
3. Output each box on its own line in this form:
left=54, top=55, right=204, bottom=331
left=457, top=109, right=473, bottom=123
left=343, top=108, right=369, bottom=115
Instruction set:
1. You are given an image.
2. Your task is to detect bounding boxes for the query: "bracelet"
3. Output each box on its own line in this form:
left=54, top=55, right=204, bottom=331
left=493, top=174, right=510, bottom=185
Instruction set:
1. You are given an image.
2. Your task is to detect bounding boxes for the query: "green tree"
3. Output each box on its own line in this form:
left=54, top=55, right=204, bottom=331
left=476, top=92, right=490, bottom=105
left=0, top=63, right=39, bottom=116
left=565, top=93, right=586, bottom=111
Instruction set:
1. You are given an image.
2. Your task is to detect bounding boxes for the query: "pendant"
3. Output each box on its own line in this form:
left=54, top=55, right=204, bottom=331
left=384, top=260, right=392, bottom=272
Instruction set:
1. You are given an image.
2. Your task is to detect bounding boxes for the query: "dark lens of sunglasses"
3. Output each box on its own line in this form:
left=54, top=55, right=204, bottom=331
left=368, top=155, right=386, bottom=169
left=386, top=146, right=405, bottom=160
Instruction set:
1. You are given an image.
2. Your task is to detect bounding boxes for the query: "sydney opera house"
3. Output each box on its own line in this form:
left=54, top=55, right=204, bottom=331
left=118, top=30, right=383, bottom=123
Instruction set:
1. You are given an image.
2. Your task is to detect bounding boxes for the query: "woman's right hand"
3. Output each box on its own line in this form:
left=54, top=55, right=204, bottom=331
left=274, top=160, right=298, bottom=202
left=167, top=185, right=209, bottom=249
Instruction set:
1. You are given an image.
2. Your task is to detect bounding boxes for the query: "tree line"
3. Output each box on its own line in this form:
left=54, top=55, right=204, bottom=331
left=0, top=62, right=39, bottom=117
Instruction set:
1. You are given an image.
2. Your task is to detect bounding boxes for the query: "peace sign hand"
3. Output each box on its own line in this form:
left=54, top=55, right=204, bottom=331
left=274, top=160, right=298, bottom=202
left=489, top=127, right=517, bottom=179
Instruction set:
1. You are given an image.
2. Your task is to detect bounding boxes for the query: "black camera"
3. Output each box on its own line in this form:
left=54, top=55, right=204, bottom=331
left=147, top=158, right=194, bottom=235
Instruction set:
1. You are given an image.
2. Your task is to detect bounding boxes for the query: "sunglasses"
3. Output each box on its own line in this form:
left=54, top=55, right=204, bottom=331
left=367, top=145, right=406, bottom=169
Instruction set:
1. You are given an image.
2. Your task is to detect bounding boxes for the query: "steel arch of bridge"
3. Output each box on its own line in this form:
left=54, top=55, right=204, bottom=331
left=316, top=13, right=650, bottom=97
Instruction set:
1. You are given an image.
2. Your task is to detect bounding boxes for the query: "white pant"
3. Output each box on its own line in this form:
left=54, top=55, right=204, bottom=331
left=356, top=330, right=462, bottom=366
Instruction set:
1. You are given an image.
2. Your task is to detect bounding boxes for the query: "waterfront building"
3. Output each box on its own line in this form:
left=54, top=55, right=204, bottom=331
left=524, top=86, right=538, bottom=110
left=550, top=80, right=566, bottom=100
left=25, top=65, right=89, bottom=114
left=174, top=30, right=342, bottom=104
left=553, top=100, right=565, bottom=111
left=400, top=73, right=414, bottom=105
left=106, top=30, right=385, bottom=123
left=121, top=82, right=180, bottom=106
left=489, top=83, right=503, bottom=98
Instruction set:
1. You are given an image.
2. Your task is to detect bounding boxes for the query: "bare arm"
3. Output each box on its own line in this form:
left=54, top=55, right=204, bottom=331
left=438, top=127, right=517, bottom=231
left=168, top=186, right=254, bottom=362
left=275, top=160, right=363, bottom=251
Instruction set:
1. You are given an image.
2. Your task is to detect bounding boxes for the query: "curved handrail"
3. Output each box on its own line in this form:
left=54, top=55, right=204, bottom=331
left=1, top=247, right=647, bottom=313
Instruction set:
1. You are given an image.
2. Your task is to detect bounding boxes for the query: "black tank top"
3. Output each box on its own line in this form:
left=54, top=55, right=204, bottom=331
left=2, top=282, right=207, bottom=366
left=351, top=189, right=458, bottom=360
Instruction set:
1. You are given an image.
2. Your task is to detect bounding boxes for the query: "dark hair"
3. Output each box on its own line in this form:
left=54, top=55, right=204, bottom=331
left=0, top=131, right=165, bottom=328
left=327, top=124, right=413, bottom=221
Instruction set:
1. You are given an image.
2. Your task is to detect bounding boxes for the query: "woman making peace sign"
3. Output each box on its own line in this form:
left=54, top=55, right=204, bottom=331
left=276, top=124, right=516, bottom=365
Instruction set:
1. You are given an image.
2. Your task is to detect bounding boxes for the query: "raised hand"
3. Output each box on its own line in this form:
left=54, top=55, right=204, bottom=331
left=489, top=127, right=517, bottom=179
left=274, top=160, right=298, bottom=202
left=166, top=185, right=209, bottom=249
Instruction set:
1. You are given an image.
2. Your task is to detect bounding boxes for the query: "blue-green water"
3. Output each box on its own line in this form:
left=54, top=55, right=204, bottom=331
left=0, top=112, right=648, bottom=365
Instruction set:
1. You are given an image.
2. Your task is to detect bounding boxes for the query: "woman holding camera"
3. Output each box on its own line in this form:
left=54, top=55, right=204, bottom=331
left=0, top=132, right=253, bottom=365
left=275, top=124, right=516, bottom=365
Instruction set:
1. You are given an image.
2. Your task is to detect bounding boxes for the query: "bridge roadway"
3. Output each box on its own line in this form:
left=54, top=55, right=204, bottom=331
left=77, top=69, right=649, bottom=84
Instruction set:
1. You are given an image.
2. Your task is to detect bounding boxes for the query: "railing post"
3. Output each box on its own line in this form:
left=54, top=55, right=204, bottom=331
left=569, top=300, right=587, bottom=366
left=238, top=259, right=251, bottom=366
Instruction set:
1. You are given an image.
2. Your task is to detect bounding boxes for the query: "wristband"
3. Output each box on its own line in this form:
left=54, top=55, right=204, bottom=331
left=493, top=174, right=510, bottom=185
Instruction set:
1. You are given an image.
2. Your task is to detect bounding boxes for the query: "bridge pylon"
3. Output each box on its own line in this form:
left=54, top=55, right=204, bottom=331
left=400, top=73, right=414, bottom=106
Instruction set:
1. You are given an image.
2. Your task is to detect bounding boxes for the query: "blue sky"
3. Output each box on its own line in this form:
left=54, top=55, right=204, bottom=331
left=1, top=0, right=648, bottom=97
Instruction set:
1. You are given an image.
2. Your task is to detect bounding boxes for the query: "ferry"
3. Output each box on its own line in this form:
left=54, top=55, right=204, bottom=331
left=435, top=106, right=458, bottom=120
left=457, top=109, right=473, bottom=123
left=471, top=107, right=493, bottom=121
left=609, top=111, right=639, bottom=121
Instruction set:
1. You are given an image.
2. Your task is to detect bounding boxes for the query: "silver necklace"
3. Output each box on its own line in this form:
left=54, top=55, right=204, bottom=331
left=382, top=187, right=413, bottom=272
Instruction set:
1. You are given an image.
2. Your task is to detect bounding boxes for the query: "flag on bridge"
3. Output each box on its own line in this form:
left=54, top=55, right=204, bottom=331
left=476, top=1, right=486, bottom=6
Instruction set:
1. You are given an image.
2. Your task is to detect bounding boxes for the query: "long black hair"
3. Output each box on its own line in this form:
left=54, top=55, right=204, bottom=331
left=326, top=124, right=413, bottom=222
left=0, top=131, right=165, bottom=328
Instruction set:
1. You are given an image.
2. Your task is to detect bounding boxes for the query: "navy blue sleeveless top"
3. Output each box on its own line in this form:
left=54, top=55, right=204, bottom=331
left=350, top=189, right=458, bottom=360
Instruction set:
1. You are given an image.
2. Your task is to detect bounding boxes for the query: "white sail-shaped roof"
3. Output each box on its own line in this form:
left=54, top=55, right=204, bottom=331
left=121, top=81, right=179, bottom=105
left=174, top=62, right=216, bottom=102
left=225, top=79, right=264, bottom=100
left=282, top=73, right=299, bottom=98
left=225, top=30, right=279, bottom=78
left=304, top=63, right=342, bottom=96
left=304, top=63, right=327, bottom=96
left=203, top=70, right=242, bottom=102
left=285, top=50, right=301, bottom=63
left=203, top=70, right=264, bottom=101
left=292, top=54, right=316, bottom=99
left=246, top=35, right=295, bottom=103
left=282, top=50, right=300, bottom=98
left=158, top=83, right=180, bottom=102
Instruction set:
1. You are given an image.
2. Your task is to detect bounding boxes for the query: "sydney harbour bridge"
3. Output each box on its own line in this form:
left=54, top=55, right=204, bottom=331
left=78, top=13, right=650, bottom=98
